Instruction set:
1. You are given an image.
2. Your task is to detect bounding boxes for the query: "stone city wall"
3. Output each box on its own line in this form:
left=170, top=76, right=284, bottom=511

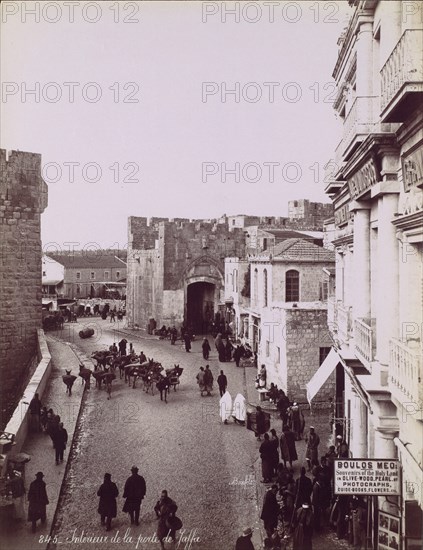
left=0, top=150, right=47, bottom=427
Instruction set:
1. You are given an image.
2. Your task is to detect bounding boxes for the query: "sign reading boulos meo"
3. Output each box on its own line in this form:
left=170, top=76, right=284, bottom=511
left=334, top=460, right=401, bottom=496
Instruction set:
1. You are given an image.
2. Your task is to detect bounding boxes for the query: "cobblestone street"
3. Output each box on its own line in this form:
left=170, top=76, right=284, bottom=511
left=49, top=319, right=261, bottom=550
left=37, top=318, right=354, bottom=550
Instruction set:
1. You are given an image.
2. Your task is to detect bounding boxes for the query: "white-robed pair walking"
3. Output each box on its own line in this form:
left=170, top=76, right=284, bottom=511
left=219, top=391, right=246, bottom=424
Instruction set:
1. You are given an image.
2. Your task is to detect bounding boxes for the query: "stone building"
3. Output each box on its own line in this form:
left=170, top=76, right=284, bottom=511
left=247, top=239, right=335, bottom=403
left=0, top=149, right=48, bottom=426
left=42, top=255, right=64, bottom=311
left=127, top=217, right=246, bottom=332
left=319, top=1, right=423, bottom=546
left=47, top=253, right=127, bottom=299
left=287, top=199, right=334, bottom=226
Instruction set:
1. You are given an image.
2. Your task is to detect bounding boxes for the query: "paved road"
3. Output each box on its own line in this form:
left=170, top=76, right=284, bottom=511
left=49, top=319, right=261, bottom=550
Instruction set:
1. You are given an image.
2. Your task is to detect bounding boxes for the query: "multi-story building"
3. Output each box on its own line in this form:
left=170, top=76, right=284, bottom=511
left=224, top=257, right=250, bottom=339
left=47, top=253, right=127, bottom=300
left=225, top=239, right=335, bottom=403
left=319, top=1, right=423, bottom=546
left=41, top=254, right=64, bottom=311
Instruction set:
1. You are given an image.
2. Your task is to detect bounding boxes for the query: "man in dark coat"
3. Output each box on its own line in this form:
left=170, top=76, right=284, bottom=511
left=306, top=427, right=320, bottom=471
left=118, top=338, right=127, bottom=356
left=293, top=503, right=314, bottom=550
left=27, top=472, right=49, bottom=533
left=295, top=467, right=313, bottom=509
left=235, top=527, right=255, bottom=550
left=260, top=485, right=279, bottom=537
left=154, top=490, right=179, bottom=549
left=215, top=333, right=226, bottom=362
left=233, top=345, right=243, bottom=367
left=311, top=474, right=323, bottom=531
left=259, top=434, right=274, bottom=483
left=123, top=466, right=146, bottom=525
left=97, top=473, right=119, bottom=531
left=255, top=406, right=267, bottom=441
left=183, top=333, right=191, bottom=352
left=52, top=422, right=68, bottom=464
left=283, top=425, right=298, bottom=468
left=225, top=339, right=233, bottom=361
left=202, top=338, right=211, bottom=359
left=217, top=370, right=228, bottom=397
left=28, top=393, right=42, bottom=432
left=204, top=365, right=214, bottom=396
left=276, top=391, right=289, bottom=427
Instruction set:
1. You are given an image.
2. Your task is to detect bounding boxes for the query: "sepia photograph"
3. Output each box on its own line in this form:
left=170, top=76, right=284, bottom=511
left=0, top=1, right=422, bottom=550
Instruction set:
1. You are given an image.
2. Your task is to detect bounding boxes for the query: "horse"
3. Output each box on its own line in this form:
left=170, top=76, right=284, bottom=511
left=78, top=364, right=92, bottom=388
left=144, top=361, right=163, bottom=393
left=156, top=375, right=171, bottom=403
left=103, top=370, right=116, bottom=399
left=91, top=351, right=113, bottom=371
left=112, top=354, right=136, bottom=379
left=62, top=370, right=77, bottom=395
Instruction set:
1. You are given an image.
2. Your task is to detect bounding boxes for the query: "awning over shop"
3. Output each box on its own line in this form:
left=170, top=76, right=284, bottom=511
left=42, top=279, right=63, bottom=286
left=306, top=348, right=341, bottom=403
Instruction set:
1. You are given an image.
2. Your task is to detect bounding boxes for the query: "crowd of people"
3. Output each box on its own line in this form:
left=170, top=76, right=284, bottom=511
left=28, top=394, right=69, bottom=466
left=237, top=416, right=354, bottom=550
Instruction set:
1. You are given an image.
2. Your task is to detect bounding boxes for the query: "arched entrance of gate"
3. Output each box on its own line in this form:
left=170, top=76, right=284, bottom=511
left=183, top=256, right=224, bottom=335
left=186, top=281, right=215, bottom=334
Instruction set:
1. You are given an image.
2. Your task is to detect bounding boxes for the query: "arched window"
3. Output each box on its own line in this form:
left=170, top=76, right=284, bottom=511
left=285, top=270, right=299, bottom=302
left=263, top=269, right=268, bottom=307
left=253, top=268, right=258, bottom=305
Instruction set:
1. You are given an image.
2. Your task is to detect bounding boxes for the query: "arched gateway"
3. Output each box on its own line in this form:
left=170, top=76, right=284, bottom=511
left=184, top=256, right=224, bottom=334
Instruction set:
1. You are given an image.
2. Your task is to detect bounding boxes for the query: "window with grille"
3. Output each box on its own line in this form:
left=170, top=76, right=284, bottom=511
left=285, top=270, right=299, bottom=301
left=76, top=272, right=81, bottom=280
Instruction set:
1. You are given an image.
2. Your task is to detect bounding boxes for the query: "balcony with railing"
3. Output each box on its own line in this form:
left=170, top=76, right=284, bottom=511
left=340, top=95, right=399, bottom=160
left=381, top=30, right=423, bottom=122
left=354, top=318, right=376, bottom=368
left=389, top=338, right=423, bottom=407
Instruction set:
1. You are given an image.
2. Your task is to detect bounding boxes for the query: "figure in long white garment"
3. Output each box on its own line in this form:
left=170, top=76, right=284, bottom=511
left=220, top=391, right=233, bottom=425
left=232, top=393, right=246, bottom=425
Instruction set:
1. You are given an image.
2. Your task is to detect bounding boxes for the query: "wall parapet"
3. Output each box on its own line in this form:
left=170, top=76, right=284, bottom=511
left=2, top=329, right=52, bottom=457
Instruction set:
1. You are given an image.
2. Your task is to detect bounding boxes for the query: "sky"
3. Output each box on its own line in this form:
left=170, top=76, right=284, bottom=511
left=1, top=0, right=352, bottom=249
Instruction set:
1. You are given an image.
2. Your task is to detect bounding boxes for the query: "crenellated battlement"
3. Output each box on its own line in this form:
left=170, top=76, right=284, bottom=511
left=0, top=149, right=47, bottom=212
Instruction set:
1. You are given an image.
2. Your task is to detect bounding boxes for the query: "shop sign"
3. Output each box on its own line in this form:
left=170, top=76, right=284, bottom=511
left=334, top=459, right=401, bottom=495
left=348, top=156, right=379, bottom=199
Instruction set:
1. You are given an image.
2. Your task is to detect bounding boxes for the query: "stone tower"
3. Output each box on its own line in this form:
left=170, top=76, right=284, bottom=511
left=0, top=149, right=48, bottom=426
